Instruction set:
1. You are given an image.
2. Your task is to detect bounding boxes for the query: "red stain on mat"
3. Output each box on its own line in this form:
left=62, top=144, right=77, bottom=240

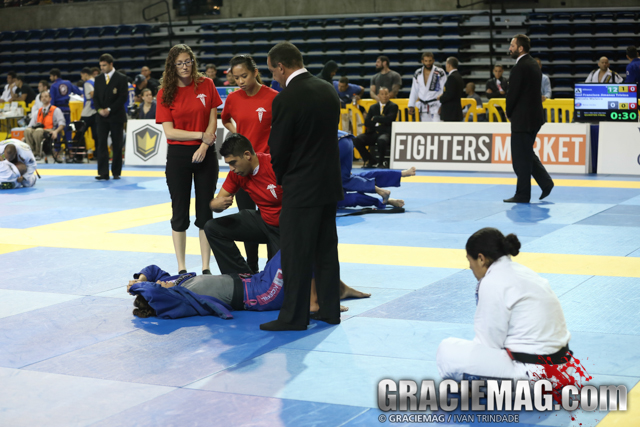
left=531, top=353, right=592, bottom=404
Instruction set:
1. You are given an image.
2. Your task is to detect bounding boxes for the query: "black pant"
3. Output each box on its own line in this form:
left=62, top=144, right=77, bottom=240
left=79, top=114, right=97, bottom=148
left=235, top=188, right=259, bottom=269
left=277, top=203, right=340, bottom=326
left=204, top=209, right=280, bottom=274
left=96, top=118, right=124, bottom=177
left=510, top=129, right=553, bottom=200
left=353, top=132, right=390, bottom=165
left=165, top=144, right=219, bottom=231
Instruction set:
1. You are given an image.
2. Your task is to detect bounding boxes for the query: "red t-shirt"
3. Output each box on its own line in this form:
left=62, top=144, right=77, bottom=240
left=156, top=77, right=222, bottom=146
left=221, top=85, right=278, bottom=154
left=222, top=153, right=283, bottom=226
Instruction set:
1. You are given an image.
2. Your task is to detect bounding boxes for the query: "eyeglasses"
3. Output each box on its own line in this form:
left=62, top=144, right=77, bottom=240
left=175, top=60, right=193, bottom=68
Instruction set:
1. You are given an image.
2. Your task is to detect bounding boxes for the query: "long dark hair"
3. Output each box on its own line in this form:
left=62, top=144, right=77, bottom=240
left=133, top=295, right=156, bottom=318
left=229, top=55, right=263, bottom=84
left=466, top=228, right=521, bottom=266
left=160, top=44, right=204, bottom=107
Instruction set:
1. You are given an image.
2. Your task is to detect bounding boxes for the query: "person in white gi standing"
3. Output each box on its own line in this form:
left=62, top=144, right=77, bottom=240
left=408, top=52, right=447, bottom=122
left=437, top=228, right=574, bottom=382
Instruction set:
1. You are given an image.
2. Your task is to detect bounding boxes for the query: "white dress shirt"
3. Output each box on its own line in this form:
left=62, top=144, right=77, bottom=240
left=285, top=67, right=308, bottom=87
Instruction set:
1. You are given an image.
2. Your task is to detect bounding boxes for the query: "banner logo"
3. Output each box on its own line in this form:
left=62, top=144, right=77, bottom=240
left=133, top=124, right=162, bottom=161
left=394, top=132, right=586, bottom=166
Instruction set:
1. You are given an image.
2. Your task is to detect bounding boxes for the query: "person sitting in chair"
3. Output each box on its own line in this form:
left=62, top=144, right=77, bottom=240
left=22, top=91, right=65, bottom=162
left=352, top=87, right=398, bottom=169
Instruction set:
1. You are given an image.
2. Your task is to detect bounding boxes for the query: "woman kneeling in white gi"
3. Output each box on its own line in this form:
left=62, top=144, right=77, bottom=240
left=437, top=227, right=574, bottom=383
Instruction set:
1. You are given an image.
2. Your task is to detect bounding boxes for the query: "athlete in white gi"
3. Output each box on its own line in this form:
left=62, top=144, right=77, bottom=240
left=0, top=139, right=38, bottom=188
left=437, top=228, right=580, bottom=388
left=408, top=52, right=447, bottom=122
left=585, top=56, right=624, bottom=83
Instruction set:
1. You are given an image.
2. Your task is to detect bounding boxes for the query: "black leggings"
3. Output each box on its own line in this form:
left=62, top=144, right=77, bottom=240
left=165, top=144, right=219, bottom=231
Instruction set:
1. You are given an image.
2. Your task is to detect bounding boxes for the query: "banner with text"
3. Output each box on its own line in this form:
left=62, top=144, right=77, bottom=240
left=390, top=122, right=591, bottom=173
left=597, top=122, right=640, bottom=175
left=124, top=119, right=231, bottom=167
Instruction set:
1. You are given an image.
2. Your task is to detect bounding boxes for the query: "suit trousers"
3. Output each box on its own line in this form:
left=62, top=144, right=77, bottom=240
left=96, top=118, right=124, bottom=177
left=204, top=209, right=280, bottom=274
left=234, top=188, right=259, bottom=269
left=510, top=130, right=553, bottom=200
left=353, top=132, right=391, bottom=165
left=277, top=203, right=341, bottom=326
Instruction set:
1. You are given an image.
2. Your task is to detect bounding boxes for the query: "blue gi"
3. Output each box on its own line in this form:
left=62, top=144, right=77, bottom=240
left=130, top=251, right=285, bottom=318
left=242, top=250, right=285, bottom=311
left=337, top=131, right=401, bottom=209
left=50, top=78, right=82, bottom=140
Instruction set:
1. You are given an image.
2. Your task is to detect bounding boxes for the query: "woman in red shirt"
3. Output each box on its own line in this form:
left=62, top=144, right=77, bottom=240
left=221, top=55, right=278, bottom=273
left=156, top=44, right=222, bottom=275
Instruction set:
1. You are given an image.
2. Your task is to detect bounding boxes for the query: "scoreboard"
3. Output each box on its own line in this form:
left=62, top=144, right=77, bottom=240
left=574, top=84, right=638, bottom=122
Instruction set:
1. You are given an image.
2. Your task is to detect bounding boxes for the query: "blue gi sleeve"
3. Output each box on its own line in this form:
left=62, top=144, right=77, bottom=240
left=134, top=265, right=172, bottom=282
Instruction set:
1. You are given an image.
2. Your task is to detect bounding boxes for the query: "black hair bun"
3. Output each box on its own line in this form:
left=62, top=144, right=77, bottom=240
left=504, top=233, right=521, bottom=256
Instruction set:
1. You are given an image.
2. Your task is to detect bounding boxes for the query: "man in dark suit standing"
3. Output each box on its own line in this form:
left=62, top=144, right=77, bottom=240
left=352, top=87, right=398, bottom=168
left=438, top=57, right=464, bottom=122
left=93, top=53, right=128, bottom=180
left=261, top=42, right=344, bottom=331
left=504, top=34, right=554, bottom=203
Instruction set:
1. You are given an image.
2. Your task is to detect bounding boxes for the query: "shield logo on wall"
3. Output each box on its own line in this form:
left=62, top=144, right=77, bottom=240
left=133, top=124, right=162, bottom=161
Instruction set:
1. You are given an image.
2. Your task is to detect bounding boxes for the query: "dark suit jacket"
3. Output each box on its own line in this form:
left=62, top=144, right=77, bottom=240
left=439, top=70, right=464, bottom=122
left=485, top=77, right=509, bottom=99
left=268, top=72, right=343, bottom=208
left=364, top=101, right=398, bottom=136
left=93, top=70, right=129, bottom=123
left=506, top=54, right=544, bottom=132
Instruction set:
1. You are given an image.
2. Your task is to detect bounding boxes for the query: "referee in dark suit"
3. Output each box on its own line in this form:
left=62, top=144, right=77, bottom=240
left=438, top=57, right=464, bottom=122
left=504, top=35, right=554, bottom=203
left=261, top=42, right=344, bottom=331
left=93, top=53, right=128, bottom=180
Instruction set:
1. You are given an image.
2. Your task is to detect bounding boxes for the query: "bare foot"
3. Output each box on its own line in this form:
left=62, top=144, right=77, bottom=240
left=401, top=167, right=416, bottom=177
left=311, top=304, right=350, bottom=313
left=388, top=198, right=405, bottom=208
left=375, top=187, right=391, bottom=204
left=340, top=284, right=372, bottom=300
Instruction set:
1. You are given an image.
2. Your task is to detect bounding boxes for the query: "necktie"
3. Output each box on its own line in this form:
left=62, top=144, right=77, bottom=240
left=106, top=75, right=110, bottom=85
left=496, top=80, right=503, bottom=92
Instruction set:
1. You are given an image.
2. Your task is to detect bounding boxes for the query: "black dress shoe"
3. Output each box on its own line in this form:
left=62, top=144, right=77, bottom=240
left=503, top=196, right=529, bottom=203
left=95, top=175, right=110, bottom=181
left=362, top=161, right=378, bottom=169
left=540, top=183, right=554, bottom=200
left=113, top=175, right=121, bottom=180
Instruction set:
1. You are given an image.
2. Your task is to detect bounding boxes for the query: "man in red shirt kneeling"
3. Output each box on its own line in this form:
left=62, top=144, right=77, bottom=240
left=206, top=134, right=282, bottom=274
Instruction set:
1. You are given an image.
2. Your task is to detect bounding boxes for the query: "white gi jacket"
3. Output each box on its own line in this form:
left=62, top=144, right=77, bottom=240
left=585, top=68, right=624, bottom=83
left=474, top=256, right=571, bottom=355
left=0, top=139, right=37, bottom=188
left=408, top=66, right=447, bottom=112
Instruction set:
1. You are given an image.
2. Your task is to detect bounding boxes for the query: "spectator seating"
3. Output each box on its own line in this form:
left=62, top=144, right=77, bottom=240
left=0, top=8, right=638, bottom=100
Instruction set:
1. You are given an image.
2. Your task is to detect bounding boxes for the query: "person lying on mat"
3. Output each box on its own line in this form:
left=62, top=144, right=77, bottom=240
left=127, top=250, right=371, bottom=319
left=338, top=130, right=414, bottom=210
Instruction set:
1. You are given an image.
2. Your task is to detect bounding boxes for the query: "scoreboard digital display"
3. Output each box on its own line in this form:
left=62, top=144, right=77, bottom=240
left=574, top=84, right=638, bottom=122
